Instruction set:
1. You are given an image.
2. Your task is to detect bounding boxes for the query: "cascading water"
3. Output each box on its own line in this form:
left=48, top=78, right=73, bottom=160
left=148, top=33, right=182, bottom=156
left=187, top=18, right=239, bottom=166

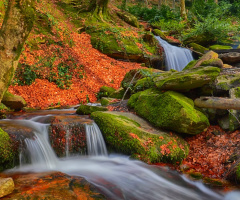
left=2, top=112, right=240, bottom=200
left=85, top=122, right=108, bottom=156
left=155, top=36, right=194, bottom=71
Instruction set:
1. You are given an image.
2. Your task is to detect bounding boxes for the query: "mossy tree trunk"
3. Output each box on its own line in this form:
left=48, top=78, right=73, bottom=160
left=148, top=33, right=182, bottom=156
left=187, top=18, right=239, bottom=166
left=92, top=0, right=109, bottom=19
left=180, top=0, right=187, bottom=20
left=0, top=0, right=35, bottom=103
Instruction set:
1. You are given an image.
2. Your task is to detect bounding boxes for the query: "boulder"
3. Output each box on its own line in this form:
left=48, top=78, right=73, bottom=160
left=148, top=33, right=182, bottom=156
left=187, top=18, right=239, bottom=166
left=49, top=115, right=93, bottom=157
left=153, top=66, right=221, bottom=92
left=97, top=86, right=116, bottom=99
left=101, top=97, right=119, bottom=106
left=76, top=104, right=108, bottom=115
left=133, top=77, right=155, bottom=93
left=189, top=43, right=209, bottom=54
left=2, top=91, right=27, bottom=110
left=219, top=52, right=240, bottom=64
left=0, top=128, right=17, bottom=171
left=213, top=71, right=240, bottom=92
left=128, top=89, right=209, bottom=135
left=121, top=68, right=163, bottom=91
left=0, top=178, right=14, bottom=198
left=116, top=11, right=139, bottom=28
left=200, top=58, right=223, bottom=68
left=91, top=111, right=189, bottom=164
left=109, top=87, right=125, bottom=99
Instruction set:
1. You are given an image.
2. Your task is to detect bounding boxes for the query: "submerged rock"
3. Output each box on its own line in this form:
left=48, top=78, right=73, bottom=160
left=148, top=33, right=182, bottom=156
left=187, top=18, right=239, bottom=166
left=0, top=177, right=14, bottom=198
left=91, top=111, right=189, bottom=164
left=128, top=89, right=209, bottom=135
left=0, top=172, right=105, bottom=199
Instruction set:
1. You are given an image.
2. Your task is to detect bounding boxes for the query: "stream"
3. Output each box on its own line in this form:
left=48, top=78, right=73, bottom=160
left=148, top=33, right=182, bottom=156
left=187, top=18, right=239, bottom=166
left=2, top=109, right=240, bottom=200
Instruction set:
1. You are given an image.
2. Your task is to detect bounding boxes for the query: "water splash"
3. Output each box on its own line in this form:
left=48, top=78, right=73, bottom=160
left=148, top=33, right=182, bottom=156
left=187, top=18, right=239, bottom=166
left=155, top=36, right=194, bottom=71
left=85, top=122, right=108, bottom=156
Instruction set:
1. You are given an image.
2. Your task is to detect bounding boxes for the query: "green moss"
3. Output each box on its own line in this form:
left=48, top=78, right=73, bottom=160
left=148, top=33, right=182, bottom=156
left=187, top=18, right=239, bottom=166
left=109, top=87, right=125, bottom=99
left=153, top=29, right=167, bottom=40
left=100, top=97, right=118, bottom=106
left=0, top=128, right=15, bottom=171
left=209, top=44, right=232, bottom=50
left=91, top=111, right=189, bottom=164
left=153, top=66, right=221, bottom=92
left=215, top=74, right=240, bottom=91
left=128, top=89, right=209, bottom=135
left=182, top=60, right=197, bottom=70
left=189, top=43, right=208, bottom=54
left=133, top=77, right=155, bottom=93
left=76, top=105, right=108, bottom=115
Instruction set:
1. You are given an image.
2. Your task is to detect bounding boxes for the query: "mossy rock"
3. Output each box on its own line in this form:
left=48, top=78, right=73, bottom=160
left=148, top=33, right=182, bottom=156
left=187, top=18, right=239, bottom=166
left=182, top=60, right=197, bottom=71
left=200, top=58, right=223, bottom=68
left=97, top=86, right=116, bottom=99
left=100, top=97, right=118, bottom=106
left=213, top=73, right=240, bottom=92
left=2, top=91, right=27, bottom=110
left=209, top=45, right=232, bottom=50
left=91, top=111, right=189, bottom=164
left=189, top=43, right=209, bottom=54
left=128, top=89, right=209, bottom=135
left=109, top=87, right=125, bottom=99
left=152, top=29, right=167, bottom=40
left=0, top=128, right=15, bottom=171
left=133, top=77, right=155, bottom=93
left=121, top=68, right=163, bottom=91
left=153, top=66, right=221, bottom=92
left=76, top=105, right=108, bottom=115
left=116, top=11, right=139, bottom=28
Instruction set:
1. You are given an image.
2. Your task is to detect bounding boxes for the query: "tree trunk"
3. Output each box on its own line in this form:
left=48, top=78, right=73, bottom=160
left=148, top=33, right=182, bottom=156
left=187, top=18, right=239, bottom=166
left=0, top=0, right=36, bottom=103
left=158, top=0, right=162, bottom=9
left=93, top=0, right=109, bottom=17
left=194, top=97, right=240, bottom=110
left=180, top=0, right=187, bottom=20
left=214, top=0, right=218, bottom=4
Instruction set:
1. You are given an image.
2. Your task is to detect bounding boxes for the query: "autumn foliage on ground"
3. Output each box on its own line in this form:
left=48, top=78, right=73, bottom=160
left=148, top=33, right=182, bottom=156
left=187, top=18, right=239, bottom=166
left=6, top=0, right=142, bottom=109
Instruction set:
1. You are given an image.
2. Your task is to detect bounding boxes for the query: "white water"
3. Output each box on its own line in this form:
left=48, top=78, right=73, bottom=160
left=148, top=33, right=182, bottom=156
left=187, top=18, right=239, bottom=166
left=155, top=36, right=194, bottom=71
left=85, top=123, right=108, bottom=156
left=3, top=115, right=240, bottom=200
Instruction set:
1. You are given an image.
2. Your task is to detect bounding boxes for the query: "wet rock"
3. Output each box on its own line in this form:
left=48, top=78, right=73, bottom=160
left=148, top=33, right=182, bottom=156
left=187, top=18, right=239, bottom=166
left=91, top=111, right=189, bottom=164
left=0, top=177, right=14, bottom=198
left=76, top=104, right=108, bottom=115
left=219, top=52, right=240, bottom=64
left=0, top=171, right=106, bottom=199
left=2, top=91, right=27, bottom=110
left=49, top=115, right=93, bottom=157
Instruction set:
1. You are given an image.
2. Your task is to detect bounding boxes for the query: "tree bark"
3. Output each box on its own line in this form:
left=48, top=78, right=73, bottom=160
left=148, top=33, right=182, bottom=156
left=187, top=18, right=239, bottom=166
left=180, top=0, right=187, bottom=20
left=194, top=97, right=240, bottom=110
left=0, top=0, right=36, bottom=103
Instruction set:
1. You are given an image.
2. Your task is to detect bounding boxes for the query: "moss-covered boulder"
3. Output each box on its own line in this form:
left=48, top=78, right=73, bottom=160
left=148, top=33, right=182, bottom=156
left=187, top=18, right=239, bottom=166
left=109, top=87, right=125, bottom=99
left=0, top=178, right=14, bottom=198
left=76, top=105, right=108, bottom=115
left=116, top=11, right=139, bottom=28
left=121, top=68, right=163, bottom=91
left=182, top=60, right=197, bottom=71
left=101, top=97, right=119, bottom=106
left=91, top=111, right=189, bottom=163
left=97, top=86, right=116, bottom=99
left=0, top=128, right=15, bottom=171
left=189, top=43, right=209, bottom=54
left=128, top=89, right=209, bottom=135
left=153, top=66, right=221, bottom=92
left=2, top=91, right=27, bottom=110
left=133, top=77, right=155, bottom=93
left=200, top=58, right=223, bottom=68
left=213, top=73, right=240, bottom=92
left=209, top=44, right=232, bottom=50
left=153, top=29, right=167, bottom=40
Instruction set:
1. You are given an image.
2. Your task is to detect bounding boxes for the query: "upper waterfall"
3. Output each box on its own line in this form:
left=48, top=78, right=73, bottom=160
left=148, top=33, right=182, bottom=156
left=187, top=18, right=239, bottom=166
left=155, top=36, right=194, bottom=71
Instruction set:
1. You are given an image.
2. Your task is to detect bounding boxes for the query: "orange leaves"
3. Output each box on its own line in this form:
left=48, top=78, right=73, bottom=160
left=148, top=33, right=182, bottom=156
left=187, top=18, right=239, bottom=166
left=181, top=126, right=240, bottom=178
left=10, top=31, right=143, bottom=109
left=129, top=133, right=140, bottom=140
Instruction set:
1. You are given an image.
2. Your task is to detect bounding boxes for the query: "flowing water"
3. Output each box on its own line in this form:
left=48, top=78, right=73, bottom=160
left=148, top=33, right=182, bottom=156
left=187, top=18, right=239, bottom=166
left=155, top=36, right=194, bottom=71
left=2, top=112, right=240, bottom=200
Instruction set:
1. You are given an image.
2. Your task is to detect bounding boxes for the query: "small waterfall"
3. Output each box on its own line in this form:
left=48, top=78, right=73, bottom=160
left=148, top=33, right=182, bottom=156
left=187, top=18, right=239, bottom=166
left=85, top=122, right=108, bottom=156
left=155, top=36, right=194, bottom=71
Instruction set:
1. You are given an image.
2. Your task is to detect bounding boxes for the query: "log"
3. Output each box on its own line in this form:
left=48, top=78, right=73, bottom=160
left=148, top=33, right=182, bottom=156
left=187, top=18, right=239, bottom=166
left=194, top=97, right=240, bottom=110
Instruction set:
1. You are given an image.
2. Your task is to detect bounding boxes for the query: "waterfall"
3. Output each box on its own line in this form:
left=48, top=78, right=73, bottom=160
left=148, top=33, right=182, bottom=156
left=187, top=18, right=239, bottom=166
left=85, top=122, right=108, bottom=156
left=155, top=36, right=194, bottom=71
